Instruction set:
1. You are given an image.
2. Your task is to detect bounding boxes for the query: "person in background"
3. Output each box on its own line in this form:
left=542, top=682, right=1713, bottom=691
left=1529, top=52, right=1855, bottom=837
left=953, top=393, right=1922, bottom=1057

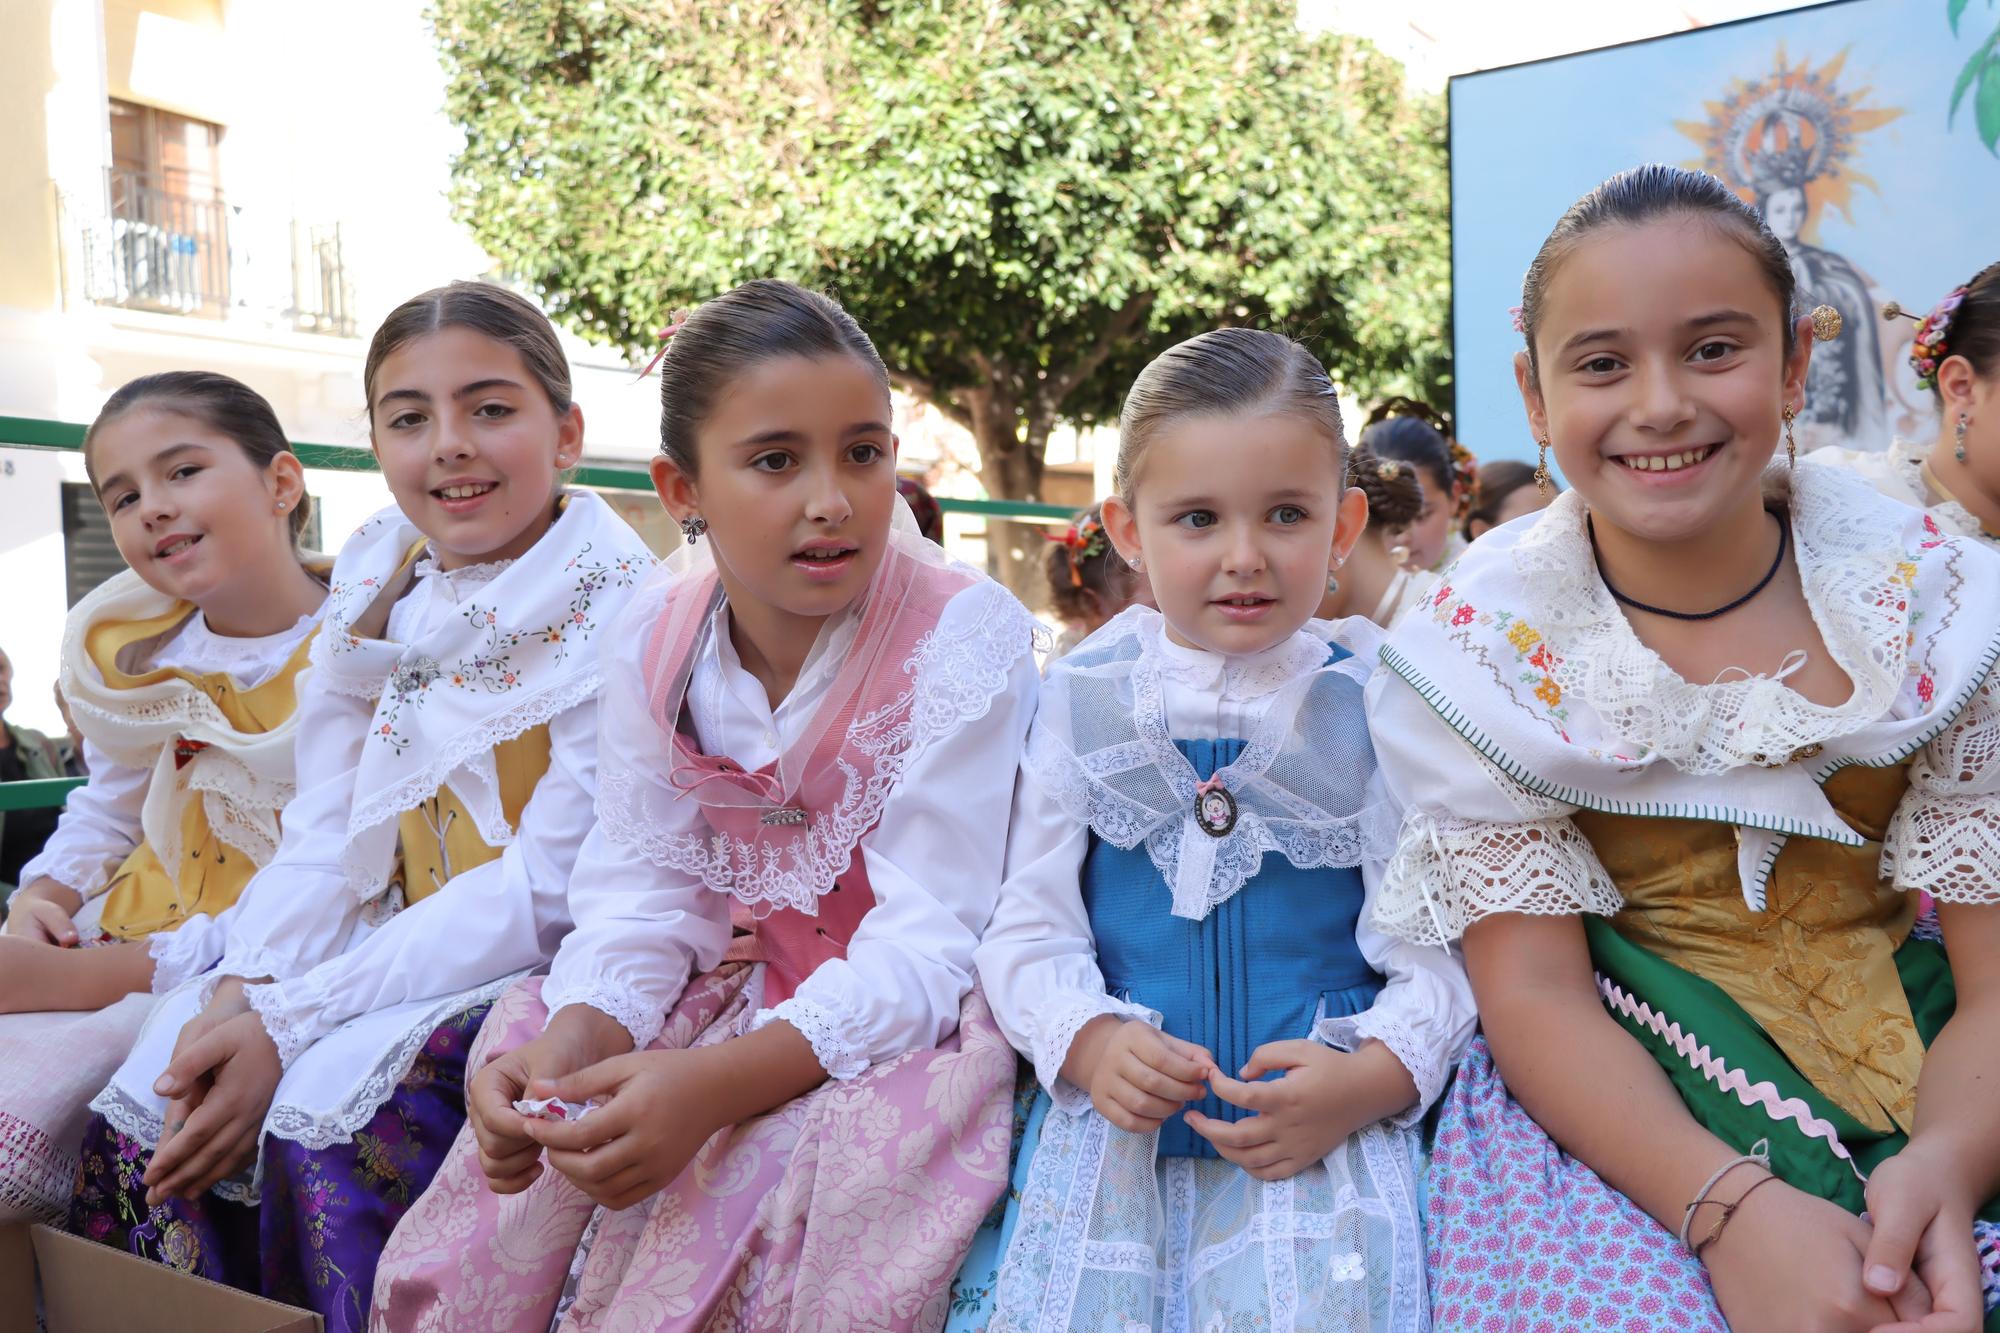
left=1043, top=502, right=1153, bottom=657
left=896, top=472, right=946, bottom=545
left=0, top=644, right=71, bottom=894
left=1359, top=399, right=1474, bottom=570
left=1317, top=446, right=1433, bottom=627
left=1461, top=458, right=1559, bottom=544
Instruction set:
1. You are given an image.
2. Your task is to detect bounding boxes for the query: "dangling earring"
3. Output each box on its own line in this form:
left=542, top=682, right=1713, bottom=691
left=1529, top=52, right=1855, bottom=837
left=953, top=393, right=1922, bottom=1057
left=1534, top=437, right=1551, bottom=494
left=679, top=515, right=707, bottom=543
left=1783, top=406, right=1798, bottom=468
left=1325, top=572, right=1340, bottom=596
left=1956, top=415, right=1970, bottom=464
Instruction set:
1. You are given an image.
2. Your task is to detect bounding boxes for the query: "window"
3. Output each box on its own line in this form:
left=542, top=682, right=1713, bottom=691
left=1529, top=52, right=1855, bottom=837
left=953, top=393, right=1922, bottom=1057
left=103, top=100, right=230, bottom=315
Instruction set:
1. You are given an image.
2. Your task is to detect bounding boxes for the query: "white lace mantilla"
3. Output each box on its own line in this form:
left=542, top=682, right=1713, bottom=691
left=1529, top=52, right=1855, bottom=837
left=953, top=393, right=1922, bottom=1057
left=1883, top=670, right=2000, bottom=905
left=1026, top=610, right=1399, bottom=920
left=598, top=577, right=1037, bottom=916
left=1373, top=809, right=1626, bottom=949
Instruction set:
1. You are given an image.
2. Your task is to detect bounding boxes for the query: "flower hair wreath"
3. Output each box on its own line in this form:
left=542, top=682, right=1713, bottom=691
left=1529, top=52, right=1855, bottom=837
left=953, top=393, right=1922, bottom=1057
left=1884, top=289, right=1969, bottom=392
left=1045, top=510, right=1111, bottom=587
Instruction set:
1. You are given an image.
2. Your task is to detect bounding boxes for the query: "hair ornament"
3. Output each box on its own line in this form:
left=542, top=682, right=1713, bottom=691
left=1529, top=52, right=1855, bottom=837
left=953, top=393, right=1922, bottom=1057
left=1510, top=305, right=1527, bottom=335
left=1044, top=509, right=1111, bottom=587
left=1376, top=460, right=1404, bottom=481
left=633, top=306, right=697, bottom=381
left=1808, top=304, right=1842, bottom=343
left=1887, top=288, right=1969, bottom=391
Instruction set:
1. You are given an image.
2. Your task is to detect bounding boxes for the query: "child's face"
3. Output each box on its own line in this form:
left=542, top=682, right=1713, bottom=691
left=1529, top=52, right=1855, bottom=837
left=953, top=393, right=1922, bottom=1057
left=655, top=354, right=898, bottom=626
left=1104, top=411, right=1365, bottom=657
left=369, top=327, right=584, bottom=569
left=1517, top=215, right=1811, bottom=546
left=91, top=407, right=303, bottom=606
left=1398, top=468, right=1455, bottom=569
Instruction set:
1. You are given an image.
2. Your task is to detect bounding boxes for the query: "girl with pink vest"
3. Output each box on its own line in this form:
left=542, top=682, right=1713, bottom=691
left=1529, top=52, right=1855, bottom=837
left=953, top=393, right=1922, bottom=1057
left=372, top=279, right=1042, bottom=1332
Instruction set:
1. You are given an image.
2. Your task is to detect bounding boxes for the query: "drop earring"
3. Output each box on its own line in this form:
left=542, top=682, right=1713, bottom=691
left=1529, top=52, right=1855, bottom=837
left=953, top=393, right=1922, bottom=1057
left=679, top=515, right=707, bottom=543
left=1534, top=437, right=1551, bottom=494
left=1783, top=406, right=1798, bottom=469
left=1956, top=414, right=1970, bottom=464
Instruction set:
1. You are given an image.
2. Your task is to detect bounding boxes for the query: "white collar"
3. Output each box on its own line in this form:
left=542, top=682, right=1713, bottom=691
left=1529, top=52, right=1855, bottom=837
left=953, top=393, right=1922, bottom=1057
left=1141, top=613, right=1330, bottom=701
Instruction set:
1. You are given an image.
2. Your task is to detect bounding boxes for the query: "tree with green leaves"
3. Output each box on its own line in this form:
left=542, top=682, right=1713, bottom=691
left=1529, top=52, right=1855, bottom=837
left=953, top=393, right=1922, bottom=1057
left=1949, top=0, right=2000, bottom=153
left=432, top=0, right=1449, bottom=579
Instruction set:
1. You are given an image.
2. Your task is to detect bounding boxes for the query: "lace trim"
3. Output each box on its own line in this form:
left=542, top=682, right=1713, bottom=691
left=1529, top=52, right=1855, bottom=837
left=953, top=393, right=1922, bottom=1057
left=171, top=611, right=318, bottom=687
left=599, top=581, right=1034, bottom=914
left=1032, top=993, right=1160, bottom=1115
left=1145, top=618, right=1333, bottom=700
left=757, top=994, right=869, bottom=1079
left=411, top=555, right=516, bottom=589
left=1373, top=809, right=1624, bottom=947
left=243, top=982, right=312, bottom=1070
left=0, top=1110, right=78, bottom=1222
left=261, top=972, right=523, bottom=1159
left=1499, top=465, right=1912, bottom=774
left=542, top=979, right=665, bottom=1051
left=1884, top=437, right=1991, bottom=547
left=339, top=668, right=603, bottom=901
left=147, top=927, right=214, bottom=995
left=1884, top=669, right=2000, bottom=904
left=1313, top=1011, right=1439, bottom=1129
left=18, top=847, right=119, bottom=904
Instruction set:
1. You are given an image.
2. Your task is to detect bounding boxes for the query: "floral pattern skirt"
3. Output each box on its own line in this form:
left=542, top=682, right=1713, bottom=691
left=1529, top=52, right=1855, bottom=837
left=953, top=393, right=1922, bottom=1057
left=67, top=1004, right=488, bottom=1333
left=371, top=966, right=1018, bottom=1333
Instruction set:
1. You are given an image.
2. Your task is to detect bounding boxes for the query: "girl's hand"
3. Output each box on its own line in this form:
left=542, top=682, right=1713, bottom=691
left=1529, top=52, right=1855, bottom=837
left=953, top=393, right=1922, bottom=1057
left=1703, top=1175, right=1924, bottom=1333
left=4, top=878, right=82, bottom=946
left=142, top=1011, right=282, bottom=1205
left=1074, top=1018, right=1214, bottom=1134
left=1858, top=1144, right=1983, bottom=1333
left=518, top=1050, right=726, bottom=1210
left=1187, top=1039, right=1416, bottom=1181
left=470, top=1007, right=632, bottom=1194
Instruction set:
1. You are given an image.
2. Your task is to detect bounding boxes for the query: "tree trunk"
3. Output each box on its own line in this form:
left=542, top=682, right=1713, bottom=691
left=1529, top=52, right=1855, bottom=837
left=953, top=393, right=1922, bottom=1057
left=967, top=393, right=1049, bottom=604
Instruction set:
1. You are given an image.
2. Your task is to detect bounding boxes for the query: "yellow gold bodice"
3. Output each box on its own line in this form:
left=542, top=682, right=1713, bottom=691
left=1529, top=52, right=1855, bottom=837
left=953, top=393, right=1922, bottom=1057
left=1571, top=763, right=1922, bottom=1134
left=393, top=725, right=552, bottom=904
left=84, top=605, right=316, bottom=940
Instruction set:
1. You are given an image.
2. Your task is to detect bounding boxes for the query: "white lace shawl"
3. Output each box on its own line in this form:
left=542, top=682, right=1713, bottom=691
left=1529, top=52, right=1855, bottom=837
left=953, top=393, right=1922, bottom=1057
left=1805, top=436, right=1998, bottom=551
left=54, top=569, right=320, bottom=899
left=1369, top=462, right=2000, bottom=942
left=310, top=492, right=653, bottom=902
left=1024, top=608, right=1401, bottom=920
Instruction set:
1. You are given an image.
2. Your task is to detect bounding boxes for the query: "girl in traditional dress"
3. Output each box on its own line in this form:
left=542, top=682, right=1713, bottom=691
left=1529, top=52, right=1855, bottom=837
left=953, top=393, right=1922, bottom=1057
left=1358, top=401, right=1474, bottom=572
left=1045, top=503, right=1153, bottom=658
left=68, top=282, right=652, bottom=1333
left=1369, top=165, right=2000, bottom=1331
left=370, top=279, right=1042, bottom=1333
left=1809, top=262, right=2000, bottom=552
left=0, top=372, right=326, bottom=1224
left=967, top=328, right=1474, bottom=1332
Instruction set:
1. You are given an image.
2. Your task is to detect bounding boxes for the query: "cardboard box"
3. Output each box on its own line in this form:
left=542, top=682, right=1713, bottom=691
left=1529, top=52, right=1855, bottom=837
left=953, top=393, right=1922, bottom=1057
left=1, top=1222, right=320, bottom=1332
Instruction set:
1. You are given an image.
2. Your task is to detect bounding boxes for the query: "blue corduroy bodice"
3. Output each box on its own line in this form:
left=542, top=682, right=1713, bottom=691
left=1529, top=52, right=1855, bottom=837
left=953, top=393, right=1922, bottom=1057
left=1081, top=735, right=1382, bottom=1159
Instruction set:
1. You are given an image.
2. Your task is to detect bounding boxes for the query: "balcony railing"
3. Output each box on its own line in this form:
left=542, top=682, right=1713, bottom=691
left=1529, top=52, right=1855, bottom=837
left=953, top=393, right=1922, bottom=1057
left=66, top=170, right=358, bottom=337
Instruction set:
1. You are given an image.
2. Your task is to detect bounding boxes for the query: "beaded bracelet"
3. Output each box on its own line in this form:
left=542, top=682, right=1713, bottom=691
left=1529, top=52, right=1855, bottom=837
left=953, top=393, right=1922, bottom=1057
left=1678, top=1139, right=1772, bottom=1249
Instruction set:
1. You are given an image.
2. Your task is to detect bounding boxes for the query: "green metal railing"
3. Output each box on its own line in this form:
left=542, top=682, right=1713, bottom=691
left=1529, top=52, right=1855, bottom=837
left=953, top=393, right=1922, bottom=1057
left=0, top=416, right=1079, bottom=812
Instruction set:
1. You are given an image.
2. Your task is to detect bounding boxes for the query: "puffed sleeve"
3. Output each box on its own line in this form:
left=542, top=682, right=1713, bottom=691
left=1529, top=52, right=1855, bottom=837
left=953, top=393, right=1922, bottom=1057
left=1365, top=669, right=1623, bottom=947
left=972, top=757, right=1158, bottom=1114
left=750, top=587, right=1042, bottom=1080
left=207, top=669, right=374, bottom=986
left=1883, top=666, right=2000, bottom=905
left=14, top=736, right=147, bottom=902
left=1313, top=769, right=1476, bottom=1125
left=241, top=698, right=595, bottom=1068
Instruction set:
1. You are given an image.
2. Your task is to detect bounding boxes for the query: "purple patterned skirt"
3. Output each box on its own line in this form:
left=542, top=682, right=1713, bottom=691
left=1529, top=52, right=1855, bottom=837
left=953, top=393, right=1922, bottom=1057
left=68, top=1003, right=488, bottom=1333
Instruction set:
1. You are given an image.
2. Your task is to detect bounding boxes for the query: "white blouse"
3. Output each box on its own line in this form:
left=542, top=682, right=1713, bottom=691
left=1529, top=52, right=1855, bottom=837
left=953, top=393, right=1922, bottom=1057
left=975, top=623, right=1476, bottom=1127
left=202, top=558, right=589, bottom=1065
left=542, top=581, right=1041, bottom=1080
left=19, top=608, right=318, bottom=924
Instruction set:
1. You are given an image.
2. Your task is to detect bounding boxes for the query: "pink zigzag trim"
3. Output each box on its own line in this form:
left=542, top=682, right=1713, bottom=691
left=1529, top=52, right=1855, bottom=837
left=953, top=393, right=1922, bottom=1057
left=1595, top=974, right=1867, bottom=1182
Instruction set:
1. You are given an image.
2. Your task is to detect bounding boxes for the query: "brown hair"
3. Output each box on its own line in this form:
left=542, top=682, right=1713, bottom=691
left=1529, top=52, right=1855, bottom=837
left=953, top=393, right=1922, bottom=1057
left=364, top=281, right=573, bottom=421
left=1928, top=261, right=2000, bottom=399
left=1463, top=459, right=1548, bottom=539
left=1346, top=445, right=1424, bottom=533
left=655, top=279, right=888, bottom=474
left=1115, top=328, right=1345, bottom=501
left=1043, top=503, right=1139, bottom=624
left=1519, top=164, right=1797, bottom=381
left=85, top=371, right=312, bottom=542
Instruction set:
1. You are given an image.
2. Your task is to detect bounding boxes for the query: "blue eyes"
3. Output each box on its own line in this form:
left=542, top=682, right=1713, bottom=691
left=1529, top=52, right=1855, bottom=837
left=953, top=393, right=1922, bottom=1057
left=1174, top=506, right=1307, bottom=530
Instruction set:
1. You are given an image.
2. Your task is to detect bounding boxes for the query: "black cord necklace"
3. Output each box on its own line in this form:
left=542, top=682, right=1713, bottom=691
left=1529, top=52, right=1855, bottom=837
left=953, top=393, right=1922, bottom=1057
left=1587, top=510, right=1788, bottom=622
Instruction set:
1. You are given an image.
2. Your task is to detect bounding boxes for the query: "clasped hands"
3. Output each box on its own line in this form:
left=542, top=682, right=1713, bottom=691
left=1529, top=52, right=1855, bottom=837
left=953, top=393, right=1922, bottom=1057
left=1066, top=1013, right=1418, bottom=1182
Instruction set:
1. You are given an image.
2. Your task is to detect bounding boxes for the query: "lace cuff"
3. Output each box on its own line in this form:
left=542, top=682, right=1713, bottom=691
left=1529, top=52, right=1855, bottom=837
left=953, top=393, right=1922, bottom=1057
left=1031, top=992, right=1160, bottom=1115
left=1373, top=810, right=1624, bottom=947
left=244, top=981, right=316, bottom=1070
left=148, top=926, right=218, bottom=995
left=15, top=848, right=116, bottom=904
left=542, top=978, right=665, bottom=1051
left=757, top=995, right=869, bottom=1080
left=1313, top=1011, right=1442, bottom=1129
left=1884, top=790, right=2000, bottom=906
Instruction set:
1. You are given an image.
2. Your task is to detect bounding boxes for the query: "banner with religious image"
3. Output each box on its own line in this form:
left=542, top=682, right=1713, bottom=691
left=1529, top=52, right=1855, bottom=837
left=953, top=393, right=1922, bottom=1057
left=1450, top=0, right=2000, bottom=464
